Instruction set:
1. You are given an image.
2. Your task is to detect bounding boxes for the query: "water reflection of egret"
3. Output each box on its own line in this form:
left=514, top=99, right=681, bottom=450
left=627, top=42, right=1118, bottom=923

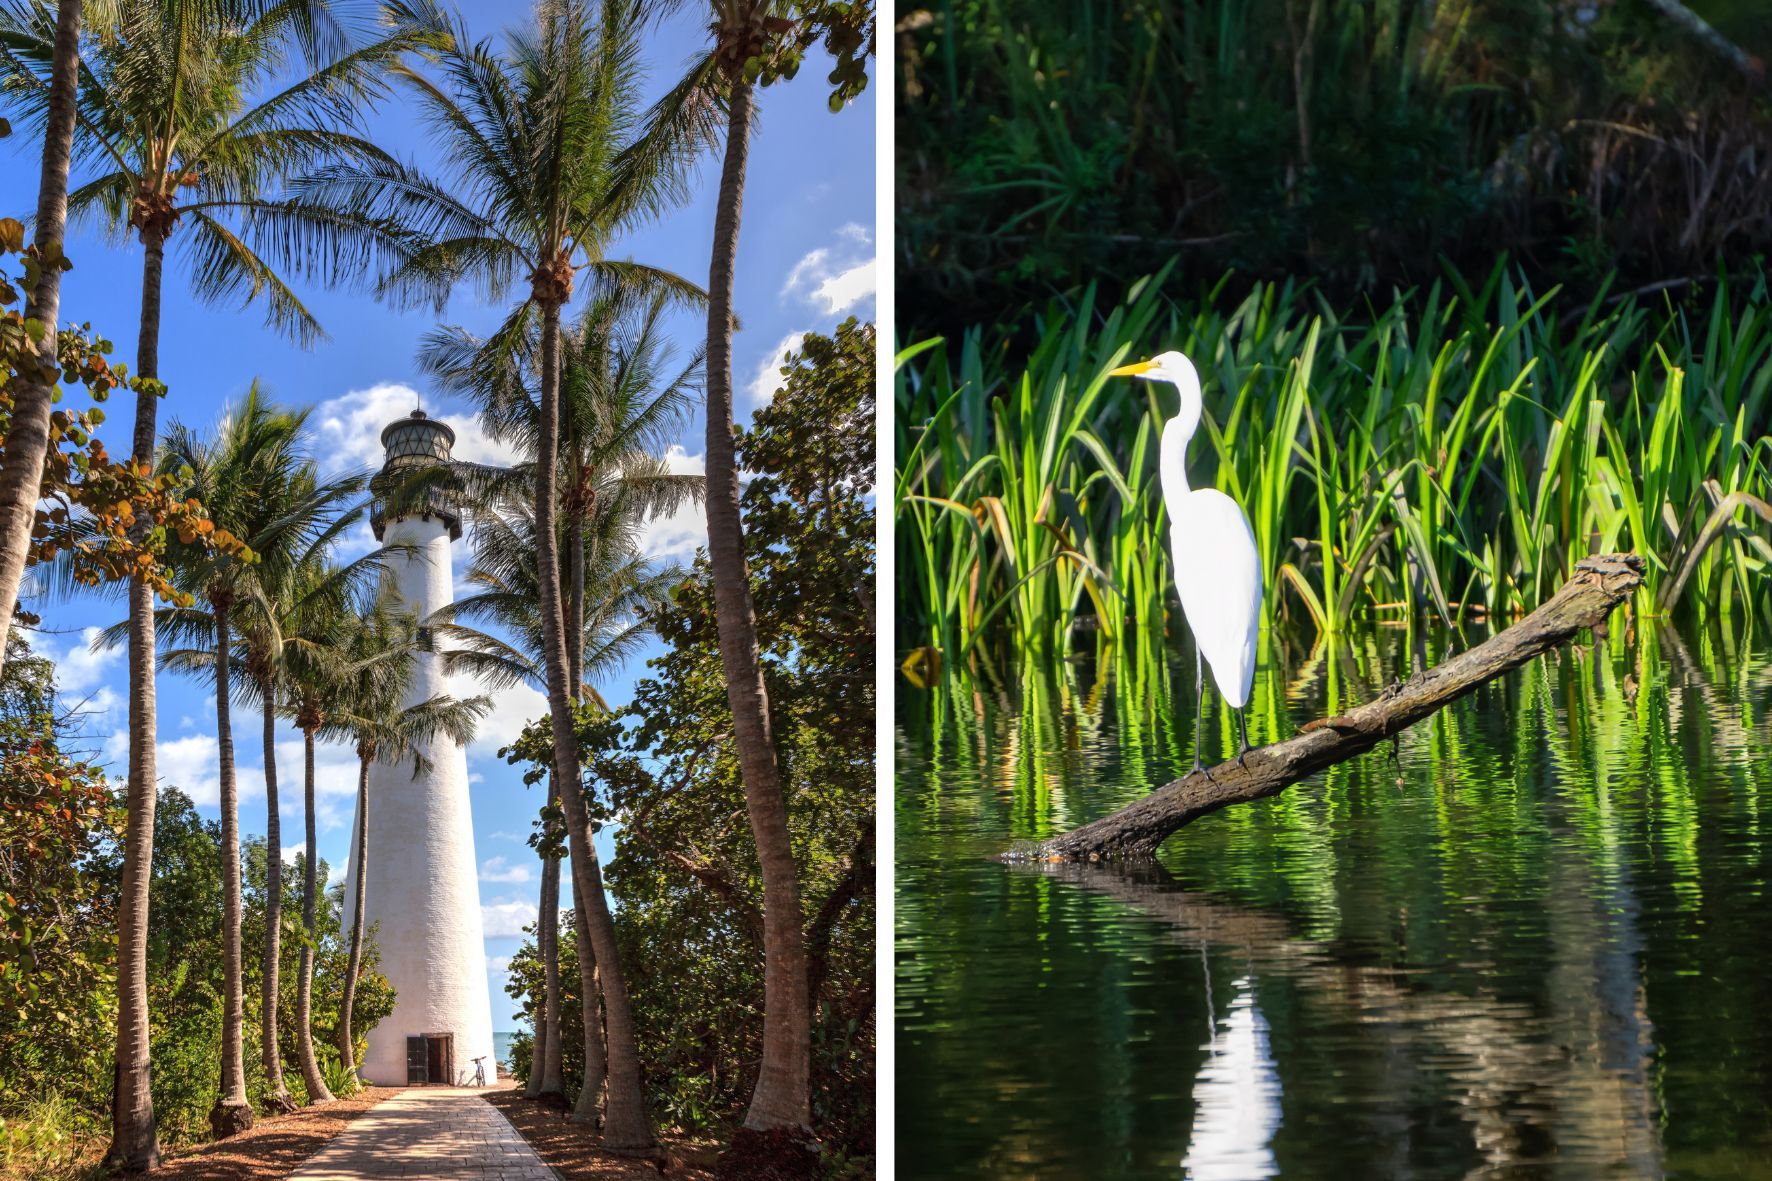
left=1109, top=352, right=1263, bottom=771
left=1180, top=974, right=1281, bottom=1180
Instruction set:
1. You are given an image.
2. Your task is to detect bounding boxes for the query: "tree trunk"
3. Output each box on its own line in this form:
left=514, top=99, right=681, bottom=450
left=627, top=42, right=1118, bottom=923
left=562, top=512, right=606, bottom=1121
left=0, top=0, right=82, bottom=684
left=295, top=726, right=335, bottom=1103
left=210, top=603, right=255, bottom=1137
left=704, top=74, right=814, bottom=1145
left=338, top=752, right=370, bottom=1078
left=260, top=686, right=293, bottom=1111
left=528, top=772, right=565, bottom=1101
left=524, top=837, right=551, bottom=1097
left=107, top=226, right=167, bottom=1172
left=540, top=858, right=565, bottom=1096
left=570, top=896, right=607, bottom=1123
left=1027, top=555, right=1647, bottom=861
left=531, top=296, right=654, bottom=1152
left=527, top=840, right=564, bottom=1098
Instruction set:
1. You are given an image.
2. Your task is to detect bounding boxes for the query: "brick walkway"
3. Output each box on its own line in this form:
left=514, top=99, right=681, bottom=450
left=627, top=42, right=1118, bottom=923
left=289, top=1085, right=556, bottom=1180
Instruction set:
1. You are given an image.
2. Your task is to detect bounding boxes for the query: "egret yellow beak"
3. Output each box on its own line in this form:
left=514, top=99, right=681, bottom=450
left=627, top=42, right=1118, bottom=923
left=1109, top=359, right=1157, bottom=377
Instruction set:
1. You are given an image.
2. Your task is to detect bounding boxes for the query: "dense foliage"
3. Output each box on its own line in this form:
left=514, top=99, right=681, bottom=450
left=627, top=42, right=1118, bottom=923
left=505, top=321, right=876, bottom=1161
left=0, top=634, right=123, bottom=1164
left=898, top=0, right=1772, bottom=328
left=0, top=628, right=390, bottom=1175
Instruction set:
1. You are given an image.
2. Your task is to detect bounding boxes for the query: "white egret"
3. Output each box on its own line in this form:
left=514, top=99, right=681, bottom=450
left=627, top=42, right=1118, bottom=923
left=1110, top=351, right=1262, bottom=773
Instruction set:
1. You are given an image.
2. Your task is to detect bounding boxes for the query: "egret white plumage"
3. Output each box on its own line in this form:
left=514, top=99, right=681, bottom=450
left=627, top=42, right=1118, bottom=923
left=1110, top=351, right=1263, bottom=773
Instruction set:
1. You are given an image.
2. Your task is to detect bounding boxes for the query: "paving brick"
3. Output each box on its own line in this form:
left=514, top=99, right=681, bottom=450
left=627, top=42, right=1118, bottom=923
left=290, top=1087, right=555, bottom=1180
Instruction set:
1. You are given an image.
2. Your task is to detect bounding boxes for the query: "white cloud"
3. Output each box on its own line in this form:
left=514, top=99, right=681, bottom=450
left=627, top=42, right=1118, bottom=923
left=811, top=259, right=876, bottom=316
left=748, top=332, right=807, bottom=408
left=265, top=738, right=361, bottom=832
left=480, top=855, right=532, bottom=884
left=637, top=443, right=708, bottom=560
left=36, top=627, right=124, bottom=725
left=313, top=382, right=521, bottom=477
left=99, top=724, right=361, bottom=832
left=482, top=897, right=538, bottom=938
left=487, top=954, right=512, bottom=974
left=488, top=831, right=523, bottom=843
left=44, top=626, right=123, bottom=696
left=148, top=733, right=261, bottom=809
left=69, top=685, right=120, bottom=722
left=781, top=248, right=831, bottom=298
left=448, top=671, right=548, bottom=765
left=780, top=224, right=876, bottom=316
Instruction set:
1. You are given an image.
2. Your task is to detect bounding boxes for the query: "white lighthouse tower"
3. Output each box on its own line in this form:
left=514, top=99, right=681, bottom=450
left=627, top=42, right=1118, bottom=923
left=344, top=409, right=494, bottom=1087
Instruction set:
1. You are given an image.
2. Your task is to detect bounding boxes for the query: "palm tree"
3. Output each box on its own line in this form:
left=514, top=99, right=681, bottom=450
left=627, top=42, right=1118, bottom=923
left=443, top=501, right=682, bottom=1115
left=144, top=391, right=371, bottom=1131
left=0, top=0, right=83, bottom=688
left=305, top=0, right=707, bottom=1149
left=649, top=5, right=871, bottom=1159
left=152, top=389, right=376, bottom=1114
left=275, top=560, right=417, bottom=1104
left=424, top=288, right=699, bottom=1117
left=278, top=579, right=356, bottom=1104
left=700, top=1, right=812, bottom=1148
left=0, top=0, right=425, bottom=1146
left=320, top=594, right=488, bottom=1078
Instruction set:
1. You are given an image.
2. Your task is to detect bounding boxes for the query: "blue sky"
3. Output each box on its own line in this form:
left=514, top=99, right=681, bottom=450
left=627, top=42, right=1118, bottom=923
left=0, top=1, right=874, bottom=1030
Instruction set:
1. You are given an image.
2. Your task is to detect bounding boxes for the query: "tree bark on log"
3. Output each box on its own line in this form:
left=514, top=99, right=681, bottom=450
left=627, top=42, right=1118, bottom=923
left=1018, top=554, right=1644, bottom=863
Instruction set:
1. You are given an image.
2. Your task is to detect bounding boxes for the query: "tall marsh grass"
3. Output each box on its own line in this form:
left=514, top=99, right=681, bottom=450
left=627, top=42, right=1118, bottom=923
left=895, top=262, right=1772, bottom=661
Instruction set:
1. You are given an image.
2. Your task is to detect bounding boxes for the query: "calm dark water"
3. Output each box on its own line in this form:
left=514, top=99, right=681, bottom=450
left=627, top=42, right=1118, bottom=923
left=896, top=623, right=1772, bottom=1179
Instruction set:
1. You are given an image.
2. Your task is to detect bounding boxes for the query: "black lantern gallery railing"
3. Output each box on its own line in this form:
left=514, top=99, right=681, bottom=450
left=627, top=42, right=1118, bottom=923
left=370, top=409, right=464, bottom=541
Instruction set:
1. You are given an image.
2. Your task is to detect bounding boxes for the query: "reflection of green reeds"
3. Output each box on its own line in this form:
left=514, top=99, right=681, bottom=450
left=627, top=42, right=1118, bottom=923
left=896, top=263, right=1772, bottom=660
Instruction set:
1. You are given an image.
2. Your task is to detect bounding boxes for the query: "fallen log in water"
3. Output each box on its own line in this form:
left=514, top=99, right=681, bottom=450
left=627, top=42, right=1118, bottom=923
left=1013, top=553, right=1645, bottom=862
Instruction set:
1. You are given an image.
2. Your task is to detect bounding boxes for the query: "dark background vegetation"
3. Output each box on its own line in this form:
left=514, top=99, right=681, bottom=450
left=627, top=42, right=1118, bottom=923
left=897, top=0, right=1772, bottom=333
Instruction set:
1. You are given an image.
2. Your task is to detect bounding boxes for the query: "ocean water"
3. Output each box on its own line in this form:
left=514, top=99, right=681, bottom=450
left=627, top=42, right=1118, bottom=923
left=492, top=1031, right=519, bottom=1069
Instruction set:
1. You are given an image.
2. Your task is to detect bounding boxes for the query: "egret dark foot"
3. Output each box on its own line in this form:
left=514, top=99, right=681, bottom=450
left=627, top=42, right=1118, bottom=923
left=1192, top=758, right=1215, bottom=783
left=1236, top=745, right=1251, bottom=771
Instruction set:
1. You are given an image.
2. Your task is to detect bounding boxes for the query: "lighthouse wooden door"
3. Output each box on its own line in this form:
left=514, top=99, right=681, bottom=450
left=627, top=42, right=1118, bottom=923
left=426, top=1033, right=454, bottom=1086
left=406, top=1036, right=427, bottom=1084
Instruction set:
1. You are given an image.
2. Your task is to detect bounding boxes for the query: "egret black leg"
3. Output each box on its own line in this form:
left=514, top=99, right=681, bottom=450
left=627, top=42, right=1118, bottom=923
left=1193, top=643, right=1213, bottom=782
left=1236, top=709, right=1252, bottom=770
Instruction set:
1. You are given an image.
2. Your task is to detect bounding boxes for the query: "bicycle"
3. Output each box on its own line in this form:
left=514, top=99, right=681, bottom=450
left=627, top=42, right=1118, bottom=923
left=460, top=1056, right=487, bottom=1087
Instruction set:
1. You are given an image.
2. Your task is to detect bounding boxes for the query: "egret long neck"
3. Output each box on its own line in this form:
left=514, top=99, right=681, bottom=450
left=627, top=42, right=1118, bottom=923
left=1159, top=369, right=1203, bottom=516
left=1160, top=413, right=1193, bottom=511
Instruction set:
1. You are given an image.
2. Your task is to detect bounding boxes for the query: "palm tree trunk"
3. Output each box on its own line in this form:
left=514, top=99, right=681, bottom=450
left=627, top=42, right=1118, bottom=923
left=561, top=509, right=606, bottom=1121
left=296, top=726, right=335, bottom=1103
left=107, top=225, right=168, bottom=1172
left=703, top=73, right=814, bottom=1140
left=528, top=772, right=565, bottom=1100
left=338, top=752, right=370, bottom=1077
left=570, top=894, right=606, bottom=1121
left=540, top=853, right=567, bottom=1095
left=568, top=496, right=586, bottom=690
left=0, top=0, right=82, bottom=683
left=210, top=602, right=255, bottom=1137
left=260, top=685, right=293, bottom=1111
left=532, top=296, right=654, bottom=1151
left=526, top=841, right=562, bottom=1098
left=524, top=862, right=550, bottom=1098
